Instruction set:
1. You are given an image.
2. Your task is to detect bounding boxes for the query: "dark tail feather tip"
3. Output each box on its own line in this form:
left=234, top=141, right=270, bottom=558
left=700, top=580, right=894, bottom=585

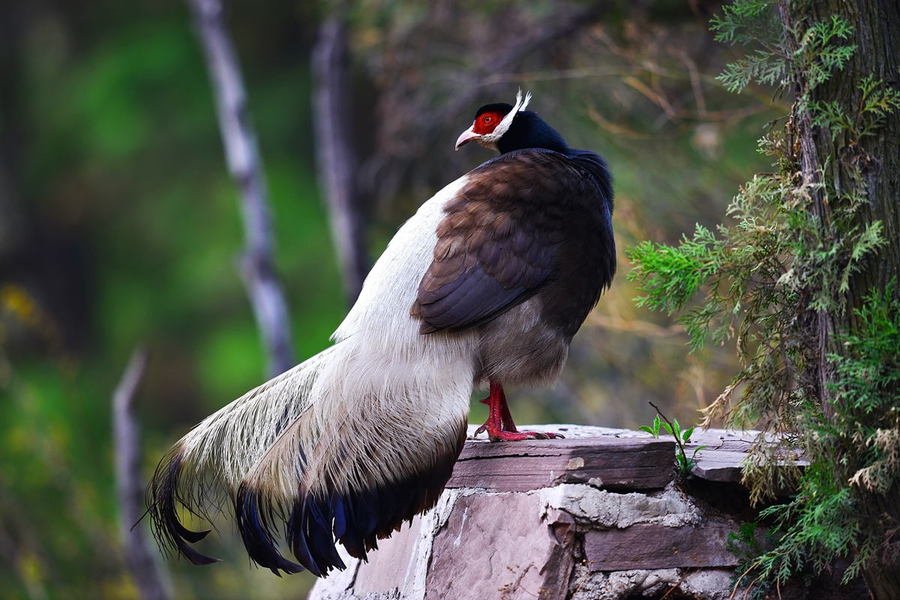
left=287, top=501, right=324, bottom=577
left=149, top=450, right=221, bottom=566
left=286, top=495, right=350, bottom=576
left=305, top=497, right=346, bottom=572
left=235, top=484, right=305, bottom=576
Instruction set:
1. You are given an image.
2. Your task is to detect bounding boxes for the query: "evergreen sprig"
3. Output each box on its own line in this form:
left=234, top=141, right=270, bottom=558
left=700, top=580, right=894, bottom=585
left=628, top=1, right=899, bottom=592
left=710, top=0, right=786, bottom=93
left=746, top=286, right=900, bottom=584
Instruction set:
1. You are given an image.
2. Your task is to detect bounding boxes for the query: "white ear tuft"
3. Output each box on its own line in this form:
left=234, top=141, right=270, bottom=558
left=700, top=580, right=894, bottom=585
left=481, top=89, right=535, bottom=144
left=516, top=89, right=533, bottom=112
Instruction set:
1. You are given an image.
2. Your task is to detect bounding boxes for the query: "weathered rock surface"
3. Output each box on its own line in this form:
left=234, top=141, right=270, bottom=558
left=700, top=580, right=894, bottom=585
left=307, top=426, right=822, bottom=600
left=449, top=434, right=674, bottom=492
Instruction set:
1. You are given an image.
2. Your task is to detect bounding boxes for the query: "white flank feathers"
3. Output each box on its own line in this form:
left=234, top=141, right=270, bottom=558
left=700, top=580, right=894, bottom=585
left=172, top=174, right=476, bottom=506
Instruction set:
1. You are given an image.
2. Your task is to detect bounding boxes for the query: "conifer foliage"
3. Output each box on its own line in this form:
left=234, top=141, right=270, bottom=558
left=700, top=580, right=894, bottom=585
left=628, top=0, right=900, bottom=596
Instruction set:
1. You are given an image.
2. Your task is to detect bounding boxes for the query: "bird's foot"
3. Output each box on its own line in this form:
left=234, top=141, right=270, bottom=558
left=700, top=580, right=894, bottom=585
left=476, top=427, right=563, bottom=442
left=472, top=387, right=564, bottom=442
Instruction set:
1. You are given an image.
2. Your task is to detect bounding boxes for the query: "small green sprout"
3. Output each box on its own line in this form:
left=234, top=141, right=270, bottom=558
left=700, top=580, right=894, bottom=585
left=641, top=402, right=708, bottom=476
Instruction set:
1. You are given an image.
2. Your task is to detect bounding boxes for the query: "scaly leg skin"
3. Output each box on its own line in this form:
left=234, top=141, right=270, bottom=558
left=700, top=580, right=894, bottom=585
left=473, top=381, right=564, bottom=442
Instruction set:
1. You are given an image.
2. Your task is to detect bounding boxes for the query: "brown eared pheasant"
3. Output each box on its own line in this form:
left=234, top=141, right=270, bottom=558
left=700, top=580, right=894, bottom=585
left=150, top=90, right=615, bottom=577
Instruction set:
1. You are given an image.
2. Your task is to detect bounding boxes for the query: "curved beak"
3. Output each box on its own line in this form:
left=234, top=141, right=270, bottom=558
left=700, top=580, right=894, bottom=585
left=455, top=127, right=479, bottom=151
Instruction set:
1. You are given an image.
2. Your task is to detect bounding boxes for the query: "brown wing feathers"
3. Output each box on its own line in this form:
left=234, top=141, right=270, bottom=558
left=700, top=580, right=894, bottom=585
left=412, top=151, right=582, bottom=334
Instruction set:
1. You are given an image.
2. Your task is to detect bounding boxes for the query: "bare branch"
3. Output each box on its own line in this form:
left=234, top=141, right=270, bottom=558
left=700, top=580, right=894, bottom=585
left=186, top=0, right=295, bottom=376
left=440, top=1, right=607, bottom=124
left=312, top=17, right=370, bottom=303
left=113, top=348, right=171, bottom=600
left=364, top=1, right=609, bottom=199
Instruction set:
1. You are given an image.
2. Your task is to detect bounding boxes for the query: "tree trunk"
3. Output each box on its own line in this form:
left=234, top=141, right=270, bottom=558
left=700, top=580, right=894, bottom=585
left=779, top=1, right=900, bottom=597
left=786, top=0, right=900, bottom=298
left=312, top=17, right=369, bottom=304
left=186, top=0, right=296, bottom=376
left=113, top=349, right=172, bottom=600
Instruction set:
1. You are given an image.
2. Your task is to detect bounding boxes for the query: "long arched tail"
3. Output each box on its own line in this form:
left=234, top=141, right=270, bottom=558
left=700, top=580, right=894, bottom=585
left=148, top=342, right=471, bottom=577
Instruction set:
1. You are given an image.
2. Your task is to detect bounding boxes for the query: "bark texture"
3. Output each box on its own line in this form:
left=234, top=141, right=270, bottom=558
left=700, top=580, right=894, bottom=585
left=779, top=1, right=900, bottom=597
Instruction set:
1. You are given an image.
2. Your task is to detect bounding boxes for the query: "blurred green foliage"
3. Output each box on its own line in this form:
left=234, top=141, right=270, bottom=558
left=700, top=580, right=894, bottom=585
left=0, top=0, right=781, bottom=597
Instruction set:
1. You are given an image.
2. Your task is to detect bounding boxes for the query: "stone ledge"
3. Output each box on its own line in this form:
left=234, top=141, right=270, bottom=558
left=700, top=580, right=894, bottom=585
left=583, top=523, right=739, bottom=571
left=308, top=425, right=815, bottom=600
left=451, top=433, right=674, bottom=492
left=456, top=425, right=806, bottom=487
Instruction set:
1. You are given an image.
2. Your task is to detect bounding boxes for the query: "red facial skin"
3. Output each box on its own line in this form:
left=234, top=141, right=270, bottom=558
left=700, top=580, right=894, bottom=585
left=472, top=111, right=504, bottom=135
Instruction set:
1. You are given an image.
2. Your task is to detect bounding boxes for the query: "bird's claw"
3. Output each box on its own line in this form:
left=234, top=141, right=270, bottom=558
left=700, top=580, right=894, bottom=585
left=472, top=385, right=565, bottom=441
left=512, top=430, right=564, bottom=440
left=475, top=429, right=565, bottom=442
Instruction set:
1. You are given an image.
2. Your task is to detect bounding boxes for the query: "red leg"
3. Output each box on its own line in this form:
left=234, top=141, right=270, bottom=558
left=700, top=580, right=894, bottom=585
left=473, top=381, right=564, bottom=442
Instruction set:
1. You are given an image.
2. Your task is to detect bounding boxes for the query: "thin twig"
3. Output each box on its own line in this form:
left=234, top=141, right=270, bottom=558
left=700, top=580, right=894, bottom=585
left=113, top=348, right=171, bottom=600
left=186, top=0, right=295, bottom=376
left=438, top=1, right=607, bottom=128
left=678, top=50, right=708, bottom=117
left=587, top=311, right=686, bottom=337
left=660, top=574, right=688, bottom=600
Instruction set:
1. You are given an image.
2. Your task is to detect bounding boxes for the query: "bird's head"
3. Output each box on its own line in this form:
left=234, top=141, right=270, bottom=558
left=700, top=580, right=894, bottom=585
left=454, top=89, right=532, bottom=152
left=455, top=90, right=568, bottom=155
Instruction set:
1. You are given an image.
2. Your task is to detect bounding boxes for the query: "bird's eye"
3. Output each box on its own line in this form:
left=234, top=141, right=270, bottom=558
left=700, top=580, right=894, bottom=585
left=483, top=115, right=493, bottom=124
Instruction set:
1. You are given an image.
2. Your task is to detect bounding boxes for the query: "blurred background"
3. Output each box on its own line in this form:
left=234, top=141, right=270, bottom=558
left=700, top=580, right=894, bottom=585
left=0, top=0, right=782, bottom=597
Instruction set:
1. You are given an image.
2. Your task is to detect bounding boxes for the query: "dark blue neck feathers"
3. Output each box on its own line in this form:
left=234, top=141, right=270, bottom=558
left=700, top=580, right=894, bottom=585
left=497, top=111, right=569, bottom=154
left=497, top=111, right=612, bottom=212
